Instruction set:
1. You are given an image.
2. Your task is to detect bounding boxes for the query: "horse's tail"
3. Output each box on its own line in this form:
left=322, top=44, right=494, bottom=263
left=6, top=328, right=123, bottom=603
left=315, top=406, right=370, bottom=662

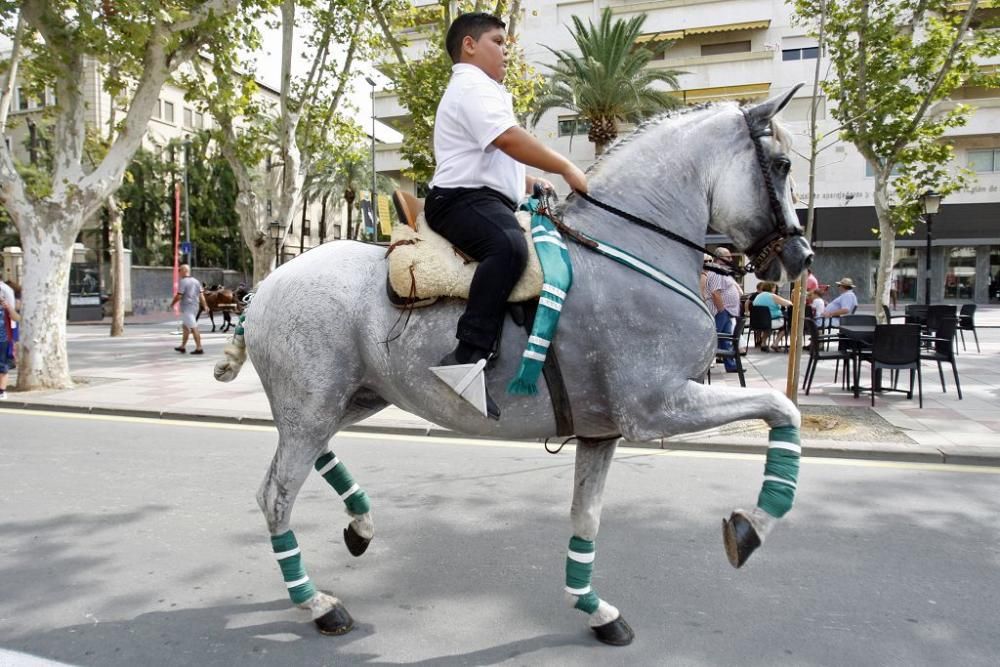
left=214, top=310, right=249, bottom=383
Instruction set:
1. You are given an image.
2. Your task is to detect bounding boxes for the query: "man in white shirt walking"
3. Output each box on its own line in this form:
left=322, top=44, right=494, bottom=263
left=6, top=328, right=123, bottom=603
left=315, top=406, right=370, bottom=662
left=170, top=264, right=209, bottom=355
left=426, top=12, right=587, bottom=419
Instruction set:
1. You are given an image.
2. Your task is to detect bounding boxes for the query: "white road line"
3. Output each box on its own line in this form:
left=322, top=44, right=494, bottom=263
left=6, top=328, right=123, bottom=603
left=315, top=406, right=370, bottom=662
left=4, top=408, right=999, bottom=475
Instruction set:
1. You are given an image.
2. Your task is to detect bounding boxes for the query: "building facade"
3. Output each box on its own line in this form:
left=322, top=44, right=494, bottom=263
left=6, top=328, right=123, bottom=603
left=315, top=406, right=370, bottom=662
left=374, top=0, right=1000, bottom=304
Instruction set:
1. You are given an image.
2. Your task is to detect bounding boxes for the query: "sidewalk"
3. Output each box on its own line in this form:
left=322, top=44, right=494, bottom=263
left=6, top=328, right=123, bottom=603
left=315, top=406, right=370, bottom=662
left=2, top=307, right=999, bottom=465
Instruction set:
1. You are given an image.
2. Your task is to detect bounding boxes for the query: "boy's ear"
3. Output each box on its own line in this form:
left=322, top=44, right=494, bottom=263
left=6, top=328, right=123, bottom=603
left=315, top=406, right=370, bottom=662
left=462, top=34, right=476, bottom=57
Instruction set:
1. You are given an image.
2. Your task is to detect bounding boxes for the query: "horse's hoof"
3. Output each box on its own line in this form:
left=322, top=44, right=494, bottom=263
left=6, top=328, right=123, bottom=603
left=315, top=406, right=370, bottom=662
left=722, top=510, right=761, bottom=569
left=344, top=524, right=370, bottom=557
left=314, top=602, right=354, bottom=636
left=592, top=615, right=634, bottom=646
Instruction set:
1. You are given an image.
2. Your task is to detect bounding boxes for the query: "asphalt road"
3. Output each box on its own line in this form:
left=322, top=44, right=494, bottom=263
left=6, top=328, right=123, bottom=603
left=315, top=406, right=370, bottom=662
left=1, top=410, right=998, bottom=667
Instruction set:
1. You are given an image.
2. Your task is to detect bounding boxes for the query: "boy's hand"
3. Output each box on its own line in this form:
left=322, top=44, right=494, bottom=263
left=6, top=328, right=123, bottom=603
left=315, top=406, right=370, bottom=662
left=562, top=164, right=588, bottom=194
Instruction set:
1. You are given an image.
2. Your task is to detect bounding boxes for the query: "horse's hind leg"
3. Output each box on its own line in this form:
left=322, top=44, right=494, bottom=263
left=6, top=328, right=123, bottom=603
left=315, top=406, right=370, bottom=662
left=258, top=432, right=356, bottom=635
left=565, top=437, right=635, bottom=646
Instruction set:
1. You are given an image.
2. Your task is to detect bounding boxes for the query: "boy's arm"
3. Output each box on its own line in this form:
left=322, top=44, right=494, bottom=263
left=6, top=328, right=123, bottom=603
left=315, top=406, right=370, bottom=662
left=493, top=127, right=587, bottom=193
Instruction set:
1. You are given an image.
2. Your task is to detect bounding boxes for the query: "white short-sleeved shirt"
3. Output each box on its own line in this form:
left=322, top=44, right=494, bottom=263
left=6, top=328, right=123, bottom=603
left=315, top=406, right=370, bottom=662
left=430, top=64, right=526, bottom=206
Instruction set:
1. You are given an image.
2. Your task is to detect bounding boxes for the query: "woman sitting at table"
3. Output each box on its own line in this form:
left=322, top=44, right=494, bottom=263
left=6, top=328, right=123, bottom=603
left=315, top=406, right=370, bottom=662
left=807, top=289, right=825, bottom=320
left=753, top=281, right=793, bottom=352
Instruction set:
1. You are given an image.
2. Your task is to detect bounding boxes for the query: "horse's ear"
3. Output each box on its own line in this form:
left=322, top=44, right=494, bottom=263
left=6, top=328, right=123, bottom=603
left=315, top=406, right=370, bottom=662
left=746, top=83, right=805, bottom=127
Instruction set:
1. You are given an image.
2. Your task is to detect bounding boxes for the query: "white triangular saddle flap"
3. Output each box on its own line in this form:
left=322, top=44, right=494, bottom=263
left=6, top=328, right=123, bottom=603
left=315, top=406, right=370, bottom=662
left=429, top=359, right=488, bottom=417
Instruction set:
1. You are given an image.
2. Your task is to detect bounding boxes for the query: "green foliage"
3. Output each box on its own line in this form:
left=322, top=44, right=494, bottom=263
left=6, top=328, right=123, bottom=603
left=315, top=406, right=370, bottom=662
left=793, top=0, right=1000, bottom=235
left=529, top=7, right=683, bottom=152
left=384, top=0, right=545, bottom=184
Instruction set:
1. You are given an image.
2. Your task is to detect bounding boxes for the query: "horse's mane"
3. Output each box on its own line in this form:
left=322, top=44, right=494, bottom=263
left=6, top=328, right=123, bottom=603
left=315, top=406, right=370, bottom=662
left=588, top=101, right=793, bottom=173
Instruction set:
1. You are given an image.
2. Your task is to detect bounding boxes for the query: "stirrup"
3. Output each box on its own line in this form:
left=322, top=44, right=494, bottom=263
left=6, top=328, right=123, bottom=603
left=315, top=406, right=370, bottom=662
left=430, top=358, right=492, bottom=418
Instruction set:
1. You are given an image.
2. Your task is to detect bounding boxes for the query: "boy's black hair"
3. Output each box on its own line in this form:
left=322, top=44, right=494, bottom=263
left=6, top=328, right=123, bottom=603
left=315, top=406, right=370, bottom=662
left=445, top=12, right=506, bottom=64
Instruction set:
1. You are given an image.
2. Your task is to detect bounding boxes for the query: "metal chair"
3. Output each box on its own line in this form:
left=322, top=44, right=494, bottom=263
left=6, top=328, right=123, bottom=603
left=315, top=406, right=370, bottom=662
left=801, top=318, right=854, bottom=395
left=860, top=324, right=923, bottom=408
left=904, top=304, right=928, bottom=327
left=958, top=304, right=980, bottom=353
left=708, top=317, right=747, bottom=388
left=881, top=304, right=906, bottom=324
left=920, top=317, right=962, bottom=399
left=746, top=305, right=785, bottom=352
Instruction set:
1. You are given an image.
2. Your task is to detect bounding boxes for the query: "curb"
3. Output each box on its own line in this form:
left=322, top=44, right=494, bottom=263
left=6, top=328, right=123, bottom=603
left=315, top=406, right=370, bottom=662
left=3, top=401, right=998, bottom=468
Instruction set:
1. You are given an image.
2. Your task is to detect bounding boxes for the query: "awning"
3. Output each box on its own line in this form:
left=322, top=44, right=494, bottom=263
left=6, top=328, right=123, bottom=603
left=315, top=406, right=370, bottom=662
left=636, top=19, right=770, bottom=43
left=635, top=30, right=685, bottom=43
left=676, top=82, right=771, bottom=104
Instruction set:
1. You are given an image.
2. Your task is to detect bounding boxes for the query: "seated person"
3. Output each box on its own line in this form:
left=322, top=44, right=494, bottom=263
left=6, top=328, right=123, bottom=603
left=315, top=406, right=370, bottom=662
left=820, top=277, right=859, bottom=328
left=752, top=282, right=793, bottom=352
left=807, top=289, right=825, bottom=321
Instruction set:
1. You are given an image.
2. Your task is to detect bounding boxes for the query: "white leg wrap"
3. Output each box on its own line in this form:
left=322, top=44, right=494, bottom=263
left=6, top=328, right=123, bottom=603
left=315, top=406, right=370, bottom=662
left=589, top=600, right=620, bottom=627
left=299, top=590, right=340, bottom=620
left=349, top=511, right=374, bottom=539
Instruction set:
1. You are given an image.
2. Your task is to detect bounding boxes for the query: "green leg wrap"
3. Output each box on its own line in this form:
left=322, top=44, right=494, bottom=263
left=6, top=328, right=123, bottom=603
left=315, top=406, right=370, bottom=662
left=757, top=426, right=801, bottom=518
left=315, top=451, right=371, bottom=515
left=565, top=536, right=600, bottom=614
left=271, top=530, right=316, bottom=605
left=235, top=313, right=245, bottom=336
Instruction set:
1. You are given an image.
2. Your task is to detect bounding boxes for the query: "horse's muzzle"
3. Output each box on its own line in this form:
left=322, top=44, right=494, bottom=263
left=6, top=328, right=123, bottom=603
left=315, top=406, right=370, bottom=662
left=779, top=236, right=814, bottom=279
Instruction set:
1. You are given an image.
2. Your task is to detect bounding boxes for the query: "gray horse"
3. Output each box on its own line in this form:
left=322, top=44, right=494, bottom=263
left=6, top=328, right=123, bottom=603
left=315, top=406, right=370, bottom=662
left=215, top=88, right=812, bottom=645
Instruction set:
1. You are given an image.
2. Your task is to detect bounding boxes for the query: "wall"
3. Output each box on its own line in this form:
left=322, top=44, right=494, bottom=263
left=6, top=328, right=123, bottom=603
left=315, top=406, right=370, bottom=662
left=130, top=266, right=248, bottom=316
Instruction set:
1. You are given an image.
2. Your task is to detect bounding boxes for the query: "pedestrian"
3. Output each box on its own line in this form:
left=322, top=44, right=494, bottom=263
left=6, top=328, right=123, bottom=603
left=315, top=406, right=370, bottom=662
left=805, top=268, right=819, bottom=293
left=424, top=11, right=588, bottom=419
left=170, top=264, right=208, bottom=355
left=0, top=278, right=20, bottom=400
left=753, top=282, right=793, bottom=352
left=820, top=277, right=859, bottom=328
left=706, top=248, right=743, bottom=371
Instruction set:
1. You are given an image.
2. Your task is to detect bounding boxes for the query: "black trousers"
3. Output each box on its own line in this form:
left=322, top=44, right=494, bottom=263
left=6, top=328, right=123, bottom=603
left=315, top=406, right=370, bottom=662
left=425, top=186, right=528, bottom=353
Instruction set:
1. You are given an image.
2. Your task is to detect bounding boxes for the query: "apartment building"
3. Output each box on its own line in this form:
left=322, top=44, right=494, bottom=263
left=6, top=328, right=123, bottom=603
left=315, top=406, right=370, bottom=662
left=374, top=0, right=1000, bottom=305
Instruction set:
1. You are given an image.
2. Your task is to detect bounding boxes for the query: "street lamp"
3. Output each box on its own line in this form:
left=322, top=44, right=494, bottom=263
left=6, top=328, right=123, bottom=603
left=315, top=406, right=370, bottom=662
left=920, top=190, right=942, bottom=306
left=182, top=137, right=192, bottom=266
left=269, top=221, right=284, bottom=268
left=365, top=75, right=377, bottom=241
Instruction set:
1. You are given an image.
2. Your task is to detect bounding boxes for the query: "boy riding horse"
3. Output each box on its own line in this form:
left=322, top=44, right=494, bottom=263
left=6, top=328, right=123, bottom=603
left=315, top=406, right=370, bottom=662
left=426, top=12, right=588, bottom=420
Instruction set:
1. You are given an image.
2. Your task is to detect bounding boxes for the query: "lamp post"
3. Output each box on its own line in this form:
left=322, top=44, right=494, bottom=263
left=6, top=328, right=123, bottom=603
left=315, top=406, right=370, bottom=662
left=183, top=137, right=192, bottom=266
left=269, top=221, right=284, bottom=269
left=920, top=190, right=942, bottom=306
left=365, top=76, right=377, bottom=241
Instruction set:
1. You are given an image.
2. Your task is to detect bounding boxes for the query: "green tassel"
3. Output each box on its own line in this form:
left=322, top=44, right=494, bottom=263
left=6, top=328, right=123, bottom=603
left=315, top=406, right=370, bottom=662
left=507, top=377, right=538, bottom=396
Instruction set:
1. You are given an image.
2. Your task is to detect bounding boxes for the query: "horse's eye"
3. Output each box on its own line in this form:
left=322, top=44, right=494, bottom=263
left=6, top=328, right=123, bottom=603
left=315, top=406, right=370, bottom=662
left=774, top=158, right=791, bottom=175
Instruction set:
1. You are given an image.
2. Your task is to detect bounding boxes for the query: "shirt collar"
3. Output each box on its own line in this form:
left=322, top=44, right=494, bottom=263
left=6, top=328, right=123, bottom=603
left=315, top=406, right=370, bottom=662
left=452, top=63, right=504, bottom=90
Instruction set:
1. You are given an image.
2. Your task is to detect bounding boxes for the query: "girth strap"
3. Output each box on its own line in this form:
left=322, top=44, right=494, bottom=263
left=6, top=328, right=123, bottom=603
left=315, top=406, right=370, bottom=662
left=517, top=300, right=575, bottom=437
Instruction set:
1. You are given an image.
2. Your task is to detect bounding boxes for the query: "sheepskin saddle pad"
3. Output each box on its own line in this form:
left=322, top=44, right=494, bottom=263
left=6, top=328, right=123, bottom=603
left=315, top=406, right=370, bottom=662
left=386, top=211, right=544, bottom=304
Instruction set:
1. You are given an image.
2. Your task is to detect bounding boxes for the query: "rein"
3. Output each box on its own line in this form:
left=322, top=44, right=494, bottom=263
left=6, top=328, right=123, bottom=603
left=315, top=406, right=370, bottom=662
left=560, top=108, right=800, bottom=278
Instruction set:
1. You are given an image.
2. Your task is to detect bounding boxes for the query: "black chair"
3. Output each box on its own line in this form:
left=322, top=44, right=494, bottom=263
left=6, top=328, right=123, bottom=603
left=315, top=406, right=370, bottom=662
left=904, top=304, right=928, bottom=327
left=926, top=304, right=957, bottom=335
left=882, top=304, right=906, bottom=324
left=860, top=324, right=923, bottom=408
left=958, top=304, right=980, bottom=353
left=747, top=304, right=785, bottom=352
left=708, top=317, right=747, bottom=388
left=801, top=318, right=854, bottom=395
left=840, top=314, right=877, bottom=327
left=920, top=317, right=962, bottom=399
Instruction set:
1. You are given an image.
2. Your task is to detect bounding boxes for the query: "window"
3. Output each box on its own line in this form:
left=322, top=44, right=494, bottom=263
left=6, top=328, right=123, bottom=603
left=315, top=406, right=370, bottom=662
left=302, top=218, right=311, bottom=237
left=944, top=246, right=976, bottom=300
left=865, top=161, right=903, bottom=177
left=871, top=248, right=919, bottom=303
left=194, top=111, right=204, bottom=129
left=162, top=101, right=175, bottom=123
left=782, top=46, right=819, bottom=61
left=701, top=41, right=750, bottom=57
left=968, top=148, right=1000, bottom=172
left=557, top=116, right=592, bottom=137
left=266, top=199, right=273, bottom=217
left=990, top=246, right=1000, bottom=303
left=183, top=107, right=194, bottom=129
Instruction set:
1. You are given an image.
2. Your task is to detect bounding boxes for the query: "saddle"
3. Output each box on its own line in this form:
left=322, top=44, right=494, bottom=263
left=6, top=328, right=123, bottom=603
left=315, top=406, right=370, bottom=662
left=386, top=190, right=545, bottom=307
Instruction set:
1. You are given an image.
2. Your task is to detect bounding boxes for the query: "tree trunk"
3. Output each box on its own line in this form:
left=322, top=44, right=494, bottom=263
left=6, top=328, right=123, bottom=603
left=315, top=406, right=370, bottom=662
left=109, top=195, right=125, bottom=336
left=16, top=216, right=77, bottom=389
left=872, top=170, right=896, bottom=320
left=344, top=189, right=355, bottom=240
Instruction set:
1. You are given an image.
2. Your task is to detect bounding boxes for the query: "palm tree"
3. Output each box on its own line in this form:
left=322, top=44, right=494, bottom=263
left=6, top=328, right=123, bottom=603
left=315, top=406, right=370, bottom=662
left=305, top=151, right=396, bottom=241
left=530, top=8, right=684, bottom=155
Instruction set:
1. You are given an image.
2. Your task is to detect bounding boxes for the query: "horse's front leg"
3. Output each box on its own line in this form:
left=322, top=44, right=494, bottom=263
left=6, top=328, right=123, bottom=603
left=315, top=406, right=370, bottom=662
left=657, top=380, right=802, bottom=569
left=565, top=437, right=635, bottom=646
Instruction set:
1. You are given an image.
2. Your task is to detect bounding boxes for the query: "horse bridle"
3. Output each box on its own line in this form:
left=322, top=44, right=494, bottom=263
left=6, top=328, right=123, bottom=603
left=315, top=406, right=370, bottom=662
left=560, top=108, right=801, bottom=277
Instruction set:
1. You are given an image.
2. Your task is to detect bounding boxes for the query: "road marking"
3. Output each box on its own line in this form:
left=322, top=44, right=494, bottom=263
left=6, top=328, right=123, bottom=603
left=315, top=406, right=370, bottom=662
left=5, top=407, right=1000, bottom=475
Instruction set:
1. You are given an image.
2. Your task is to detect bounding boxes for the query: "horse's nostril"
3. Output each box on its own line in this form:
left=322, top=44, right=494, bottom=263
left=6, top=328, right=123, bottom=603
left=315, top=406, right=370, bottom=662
left=804, top=253, right=815, bottom=268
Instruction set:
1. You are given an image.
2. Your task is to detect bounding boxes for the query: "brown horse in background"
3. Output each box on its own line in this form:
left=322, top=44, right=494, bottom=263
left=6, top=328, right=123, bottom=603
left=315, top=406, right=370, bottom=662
left=198, top=286, right=242, bottom=332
